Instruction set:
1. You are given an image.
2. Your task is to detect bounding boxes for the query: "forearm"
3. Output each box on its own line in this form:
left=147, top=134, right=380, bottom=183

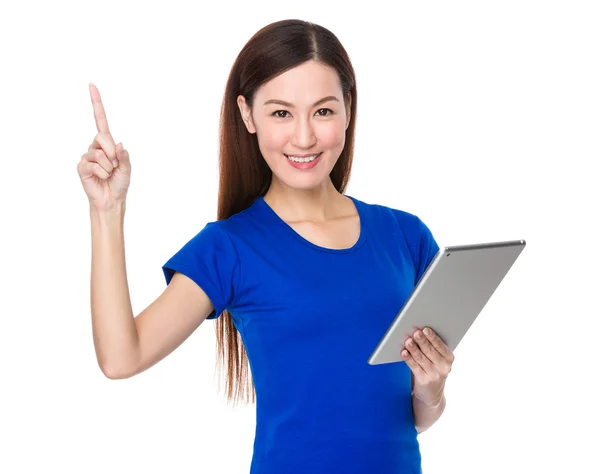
left=90, top=202, right=139, bottom=378
left=413, top=392, right=446, bottom=434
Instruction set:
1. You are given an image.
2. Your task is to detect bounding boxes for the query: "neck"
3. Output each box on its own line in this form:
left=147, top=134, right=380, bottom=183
left=263, top=178, right=346, bottom=222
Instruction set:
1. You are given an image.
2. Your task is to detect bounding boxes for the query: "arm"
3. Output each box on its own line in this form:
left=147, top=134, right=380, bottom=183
left=90, top=204, right=214, bottom=379
left=413, top=386, right=447, bottom=434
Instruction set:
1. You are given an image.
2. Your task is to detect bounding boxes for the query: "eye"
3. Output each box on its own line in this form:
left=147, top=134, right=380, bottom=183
left=272, top=110, right=290, bottom=118
left=271, top=108, right=334, bottom=118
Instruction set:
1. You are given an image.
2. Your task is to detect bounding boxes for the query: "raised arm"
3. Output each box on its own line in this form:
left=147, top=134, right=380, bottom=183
left=79, top=84, right=215, bottom=379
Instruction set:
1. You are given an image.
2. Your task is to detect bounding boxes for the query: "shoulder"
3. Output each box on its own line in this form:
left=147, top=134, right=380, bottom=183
left=351, top=196, right=438, bottom=272
left=351, top=195, right=425, bottom=234
left=205, top=202, right=257, bottom=242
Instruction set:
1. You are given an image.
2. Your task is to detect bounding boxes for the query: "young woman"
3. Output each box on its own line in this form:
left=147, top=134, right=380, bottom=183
left=79, top=18, right=455, bottom=474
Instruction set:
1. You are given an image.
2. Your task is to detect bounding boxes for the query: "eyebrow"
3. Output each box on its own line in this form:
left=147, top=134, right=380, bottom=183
left=263, top=96, right=340, bottom=107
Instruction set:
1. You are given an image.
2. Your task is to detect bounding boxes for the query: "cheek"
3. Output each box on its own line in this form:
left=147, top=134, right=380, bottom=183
left=322, top=127, right=346, bottom=148
left=256, top=125, right=287, bottom=151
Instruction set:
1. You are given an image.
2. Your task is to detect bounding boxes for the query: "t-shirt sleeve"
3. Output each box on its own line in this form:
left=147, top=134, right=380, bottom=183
left=161, top=222, right=240, bottom=320
left=413, top=216, right=440, bottom=285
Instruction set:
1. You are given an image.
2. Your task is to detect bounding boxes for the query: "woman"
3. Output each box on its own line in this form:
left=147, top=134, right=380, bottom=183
left=78, top=18, right=454, bottom=474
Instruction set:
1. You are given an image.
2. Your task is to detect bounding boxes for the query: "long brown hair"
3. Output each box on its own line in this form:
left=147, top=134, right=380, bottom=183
left=214, top=19, right=358, bottom=406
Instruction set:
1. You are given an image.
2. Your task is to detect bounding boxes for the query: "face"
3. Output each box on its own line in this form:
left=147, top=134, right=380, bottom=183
left=237, top=60, right=351, bottom=192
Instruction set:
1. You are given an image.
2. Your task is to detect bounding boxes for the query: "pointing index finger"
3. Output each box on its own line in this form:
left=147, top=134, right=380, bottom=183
left=89, top=83, right=110, bottom=134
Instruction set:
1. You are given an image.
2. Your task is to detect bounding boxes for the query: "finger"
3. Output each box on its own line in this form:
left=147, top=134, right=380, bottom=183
left=401, top=349, right=427, bottom=379
left=89, top=83, right=110, bottom=134
left=83, top=149, right=115, bottom=174
left=115, top=144, right=131, bottom=171
left=79, top=160, right=110, bottom=180
left=112, top=143, right=122, bottom=168
left=413, top=330, right=445, bottom=366
left=423, top=328, right=455, bottom=363
left=405, top=338, right=436, bottom=374
left=88, top=132, right=118, bottom=165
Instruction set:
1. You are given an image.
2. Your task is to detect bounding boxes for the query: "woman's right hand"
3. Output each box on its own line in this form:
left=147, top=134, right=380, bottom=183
left=78, top=83, right=132, bottom=211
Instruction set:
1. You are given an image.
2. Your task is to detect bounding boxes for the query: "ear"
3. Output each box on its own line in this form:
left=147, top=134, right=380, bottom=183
left=237, top=95, right=257, bottom=134
left=344, top=95, right=352, bottom=130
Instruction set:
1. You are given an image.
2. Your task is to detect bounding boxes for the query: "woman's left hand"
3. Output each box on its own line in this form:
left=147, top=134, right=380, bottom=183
left=401, top=327, right=455, bottom=406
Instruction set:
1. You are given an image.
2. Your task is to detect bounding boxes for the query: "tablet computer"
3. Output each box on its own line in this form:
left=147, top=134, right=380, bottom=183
left=367, top=239, right=526, bottom=365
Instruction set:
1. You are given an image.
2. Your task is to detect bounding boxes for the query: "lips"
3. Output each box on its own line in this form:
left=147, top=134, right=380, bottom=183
left=284, top=153, right=321, bottom=159
left=284, top=152, right=322, bottom=169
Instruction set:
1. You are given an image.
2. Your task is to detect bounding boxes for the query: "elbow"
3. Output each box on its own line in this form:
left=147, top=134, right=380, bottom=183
left=415, top=425, right=429, bottom=435
left=99, top=363, right=124, bottom=380
left=96, top=344, right=141, bottom=380
left=101, top=367, right=122, bottom=380
left=98, top=360, right=137, bottom=380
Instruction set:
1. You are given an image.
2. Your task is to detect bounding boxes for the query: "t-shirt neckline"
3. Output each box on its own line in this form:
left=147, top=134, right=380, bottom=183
left=255, top=194, right=368, bottom=254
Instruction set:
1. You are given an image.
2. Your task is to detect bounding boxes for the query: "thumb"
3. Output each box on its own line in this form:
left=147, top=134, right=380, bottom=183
left=116, top=143, right=130, bottom=169
left=111, top=142, right=122, bottom=167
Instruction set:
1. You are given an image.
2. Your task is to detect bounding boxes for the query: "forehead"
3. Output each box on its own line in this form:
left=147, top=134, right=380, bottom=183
left=256, top=61, right=342, bottom=103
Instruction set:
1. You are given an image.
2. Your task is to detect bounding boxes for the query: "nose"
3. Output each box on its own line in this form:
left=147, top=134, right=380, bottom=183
left=291, top=115, right=317, bottom=149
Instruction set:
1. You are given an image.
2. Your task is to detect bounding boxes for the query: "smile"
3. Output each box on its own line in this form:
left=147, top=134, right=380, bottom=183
left=284, top=153, right=321, bottom=163
left=284, top=152, right=322, bottom=170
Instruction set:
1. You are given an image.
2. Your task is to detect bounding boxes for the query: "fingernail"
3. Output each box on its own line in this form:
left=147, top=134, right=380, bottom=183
left=424, top=328, right=431, bottom=336
left=112, top=160, right=119, bottom=167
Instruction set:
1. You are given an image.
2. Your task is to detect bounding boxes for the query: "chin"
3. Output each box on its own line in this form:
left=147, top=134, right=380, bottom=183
left=274, top=174, right=324, bottom=190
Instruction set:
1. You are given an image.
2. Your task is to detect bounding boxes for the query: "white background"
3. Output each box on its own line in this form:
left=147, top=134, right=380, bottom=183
left=1, top=1, right=598, bottom=473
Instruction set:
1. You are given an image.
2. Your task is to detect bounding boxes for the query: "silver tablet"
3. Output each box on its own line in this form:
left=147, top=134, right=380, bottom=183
left=368, top=240, right=526, bottom=365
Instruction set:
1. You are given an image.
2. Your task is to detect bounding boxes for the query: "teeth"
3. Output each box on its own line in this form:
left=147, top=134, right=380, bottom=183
left=286, top=153, right=320, bottom=163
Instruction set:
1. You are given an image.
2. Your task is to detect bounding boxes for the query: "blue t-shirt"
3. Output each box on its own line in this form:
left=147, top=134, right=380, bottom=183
left=162, top=195, right=439, bottom=474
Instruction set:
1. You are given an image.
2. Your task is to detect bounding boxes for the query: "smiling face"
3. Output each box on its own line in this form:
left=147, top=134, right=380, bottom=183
left=237, top=60, right=351, bottom=193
